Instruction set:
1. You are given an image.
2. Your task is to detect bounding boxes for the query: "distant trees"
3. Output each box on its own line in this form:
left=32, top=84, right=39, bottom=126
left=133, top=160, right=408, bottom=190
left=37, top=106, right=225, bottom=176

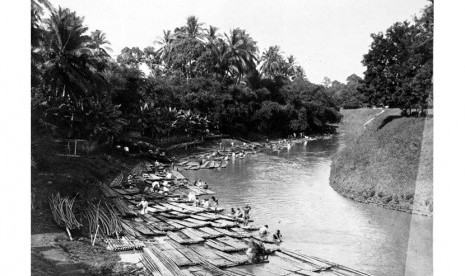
left=362, top=1, right=433, bottom=115
left=31, top=2, right=341, bottom=142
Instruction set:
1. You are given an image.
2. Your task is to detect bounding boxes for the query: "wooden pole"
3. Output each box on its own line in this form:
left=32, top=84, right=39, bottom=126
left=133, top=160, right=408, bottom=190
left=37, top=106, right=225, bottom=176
left=92, top=224, right=100, bottom=246
left=66, top=227, right=73, bottom=241
left=74, top=140, right=77, bottom=155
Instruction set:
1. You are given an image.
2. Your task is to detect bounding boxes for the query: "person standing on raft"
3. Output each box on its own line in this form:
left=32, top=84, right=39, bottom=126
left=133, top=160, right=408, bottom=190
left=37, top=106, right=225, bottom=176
left=243, top=204, right=251, bottom=226
left=211, top=196, right=219, bottom=211
left=137, top=197, right=148, bottom=215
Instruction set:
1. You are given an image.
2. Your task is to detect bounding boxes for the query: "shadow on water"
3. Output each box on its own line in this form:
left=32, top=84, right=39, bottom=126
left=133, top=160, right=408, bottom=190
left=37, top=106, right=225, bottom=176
left=182, top=137, right=432, bottom=276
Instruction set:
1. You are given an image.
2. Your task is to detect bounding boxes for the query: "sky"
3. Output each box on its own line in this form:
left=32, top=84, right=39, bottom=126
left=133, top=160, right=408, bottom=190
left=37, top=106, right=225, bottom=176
left=47, top=0, right=428, bottom=84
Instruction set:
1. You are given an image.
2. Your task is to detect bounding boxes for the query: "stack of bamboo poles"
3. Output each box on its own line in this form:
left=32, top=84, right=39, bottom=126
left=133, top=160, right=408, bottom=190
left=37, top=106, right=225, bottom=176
left=142, top=247, right=186, bottom=276
left=131, top=162, right=145, bottom=176
left=49, top=193, right=82, bottom=240
left=81, top=201, right=122, bottom=244
left=109, top=173, right=123, bottom=188
left=111, top=198, right=137, bottom=216
left=105, top=238, right=144, bottom=251
left=98, top=183, right=120, bottom=198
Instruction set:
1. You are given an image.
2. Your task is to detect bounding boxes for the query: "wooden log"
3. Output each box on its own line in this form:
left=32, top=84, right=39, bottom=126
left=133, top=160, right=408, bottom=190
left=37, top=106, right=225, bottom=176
left=197, top=227, right=224, bottom=238
left=189, top=247, right=235, bottom=268
left=180, top=228, right=205, bottom=243
left=204, top=240, right=237, bottom=253
left=219, top=227, right=252, bottom=238
left=143, top=248, right=175, bottom=276
left=185, top=218, right=211, bottom=227
left=216, top=237, right=249, bottom=251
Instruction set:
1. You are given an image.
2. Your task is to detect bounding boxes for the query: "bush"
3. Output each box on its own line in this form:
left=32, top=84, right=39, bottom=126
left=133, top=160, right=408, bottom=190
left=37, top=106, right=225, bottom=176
left=383, top=195, right=392, bottom=204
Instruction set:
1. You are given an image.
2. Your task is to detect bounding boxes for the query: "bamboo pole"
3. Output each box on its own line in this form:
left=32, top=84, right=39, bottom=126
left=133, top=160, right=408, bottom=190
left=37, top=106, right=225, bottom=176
left=92, top=224, right=100, bottom=246
left=66, top=227, right=73, bottom=241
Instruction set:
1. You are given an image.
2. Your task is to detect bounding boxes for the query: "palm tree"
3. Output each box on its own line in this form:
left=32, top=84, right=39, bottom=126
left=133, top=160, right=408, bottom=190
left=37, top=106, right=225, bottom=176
left=294, top=65, right=306, bottom=79
left=90, top=30, right=112, bottom=57
left=259, top=45, right=283, bottom=78
left=42, top=7, right=104, bottom=103
left=183, top=16, right=206, bottom=39
left=225, top=28, right=259, bottom=83
left=154, top=30, right=174, bottom=64
left=205, top=25, right=220, bottom=42
left=207, top=39, right=234, bottom=81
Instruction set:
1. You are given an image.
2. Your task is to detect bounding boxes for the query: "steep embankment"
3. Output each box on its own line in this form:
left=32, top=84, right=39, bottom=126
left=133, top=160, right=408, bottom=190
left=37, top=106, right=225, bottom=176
left=329, top=109, right=433, bottom=215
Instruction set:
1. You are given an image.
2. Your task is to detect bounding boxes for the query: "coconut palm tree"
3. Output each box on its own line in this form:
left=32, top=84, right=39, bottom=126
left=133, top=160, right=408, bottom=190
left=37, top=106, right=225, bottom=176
left=42, top=7, right=101, bottom=100
left=154, top=30, right=174, bottom=64
left=206, top=25, right=220, bottom=42
left=182, top=16, right=206, bottom=39
left=294, top=65, right=306, bottom=79
left=225, top=28, right=259, bottom=83
left=90, top=29, right=112, bottom=57
left=259, top=45, right=284, bottom=78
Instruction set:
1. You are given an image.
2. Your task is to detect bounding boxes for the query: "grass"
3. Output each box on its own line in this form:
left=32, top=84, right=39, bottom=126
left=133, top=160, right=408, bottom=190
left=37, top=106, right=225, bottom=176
left=330, top=108, right=433, bottom=215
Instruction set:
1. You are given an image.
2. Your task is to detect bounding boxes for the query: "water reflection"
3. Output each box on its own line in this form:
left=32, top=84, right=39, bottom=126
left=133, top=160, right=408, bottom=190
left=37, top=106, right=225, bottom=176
left=182, top=138, right=432, bottom=276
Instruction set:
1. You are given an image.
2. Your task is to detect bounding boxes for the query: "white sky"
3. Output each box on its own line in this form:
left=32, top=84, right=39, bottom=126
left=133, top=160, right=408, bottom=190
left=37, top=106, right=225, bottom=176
left=48, top=0, right=428, bottom=83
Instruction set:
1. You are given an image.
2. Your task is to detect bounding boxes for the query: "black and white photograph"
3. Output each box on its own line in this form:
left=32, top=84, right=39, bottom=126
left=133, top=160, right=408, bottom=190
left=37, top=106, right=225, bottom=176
left=4, top=0, right=465, bottom=275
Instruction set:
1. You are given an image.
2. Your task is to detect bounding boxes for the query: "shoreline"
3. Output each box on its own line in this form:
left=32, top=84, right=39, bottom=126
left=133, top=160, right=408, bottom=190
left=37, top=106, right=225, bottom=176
left=329, top=184, right=433, bottom=217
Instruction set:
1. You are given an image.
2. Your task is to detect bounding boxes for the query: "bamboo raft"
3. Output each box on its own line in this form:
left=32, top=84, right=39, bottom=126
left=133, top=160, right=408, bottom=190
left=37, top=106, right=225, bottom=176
left=87, top=151, right=375, bottom=276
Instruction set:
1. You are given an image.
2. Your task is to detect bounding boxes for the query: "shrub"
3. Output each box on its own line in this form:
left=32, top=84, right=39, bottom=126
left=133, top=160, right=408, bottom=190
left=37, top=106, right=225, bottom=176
left=383, top=195, right=392, bottom=204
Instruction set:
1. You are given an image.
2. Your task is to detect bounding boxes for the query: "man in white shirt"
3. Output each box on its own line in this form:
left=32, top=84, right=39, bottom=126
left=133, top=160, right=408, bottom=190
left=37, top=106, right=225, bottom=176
left=202, top=198, right=210, bottom=209
left=137, top=197, right=148, bottom=215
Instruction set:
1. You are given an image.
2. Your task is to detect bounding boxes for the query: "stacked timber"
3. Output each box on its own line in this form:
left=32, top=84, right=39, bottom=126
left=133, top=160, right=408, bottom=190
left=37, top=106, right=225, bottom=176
left=109, top=173, right=123, bottom=188
left=111, top=198, right=137, bottom=216
left=98, top=184, right=120, bottom=198
left=105, top=238, right=144, bottom=251
left=167, top=230, right=204, bottom=244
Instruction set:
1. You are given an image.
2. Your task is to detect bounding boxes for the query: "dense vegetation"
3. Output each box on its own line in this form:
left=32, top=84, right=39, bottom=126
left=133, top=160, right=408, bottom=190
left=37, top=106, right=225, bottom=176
left=328, top=1, right=433, bottom=215
left=361, top=1, right=433, bottom=114
left=325, top=1, right=433, bottom=114
left=31, top=0, right=342, bottom=143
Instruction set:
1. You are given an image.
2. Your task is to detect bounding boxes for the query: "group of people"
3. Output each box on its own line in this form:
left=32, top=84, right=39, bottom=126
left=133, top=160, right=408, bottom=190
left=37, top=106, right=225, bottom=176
left=194, top=179, right=208, bottom=189
left=188, top=192, right=220, bottom=210
left=230, top=204, right=251, bottom=226
left=258, top=225, right=282, bottom=243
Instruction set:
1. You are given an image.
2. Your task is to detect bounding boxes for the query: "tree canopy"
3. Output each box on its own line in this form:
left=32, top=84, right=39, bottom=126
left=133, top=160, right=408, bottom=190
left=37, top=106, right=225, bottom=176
left=361, top=1, right=433, bottom=114
left=31, top=1, right=341, bottom=142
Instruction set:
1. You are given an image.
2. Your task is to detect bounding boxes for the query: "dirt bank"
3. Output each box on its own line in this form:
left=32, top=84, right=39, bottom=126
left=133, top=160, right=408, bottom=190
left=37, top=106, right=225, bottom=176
left=329, top=109, right=433, bottom=216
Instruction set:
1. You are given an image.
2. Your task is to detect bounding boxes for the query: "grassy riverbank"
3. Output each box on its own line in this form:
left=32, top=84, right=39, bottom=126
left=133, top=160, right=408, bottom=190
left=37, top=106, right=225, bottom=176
left=329, top=108, right=433, bottom=215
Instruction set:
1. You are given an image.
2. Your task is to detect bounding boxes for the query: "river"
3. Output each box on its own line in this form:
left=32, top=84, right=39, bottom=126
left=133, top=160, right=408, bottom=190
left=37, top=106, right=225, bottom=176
left=182, top=137, right=433, bottom=276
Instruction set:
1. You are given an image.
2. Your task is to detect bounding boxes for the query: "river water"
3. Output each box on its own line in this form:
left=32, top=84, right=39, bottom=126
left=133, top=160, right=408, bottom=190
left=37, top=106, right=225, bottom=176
left=182, top=137, right=433, bottom=276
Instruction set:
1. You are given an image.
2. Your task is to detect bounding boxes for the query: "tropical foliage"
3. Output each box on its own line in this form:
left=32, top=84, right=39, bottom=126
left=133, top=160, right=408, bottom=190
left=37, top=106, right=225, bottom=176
left=31, top=1, right=343, bottom=142
left=362, top=1, right=433, bottom=114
